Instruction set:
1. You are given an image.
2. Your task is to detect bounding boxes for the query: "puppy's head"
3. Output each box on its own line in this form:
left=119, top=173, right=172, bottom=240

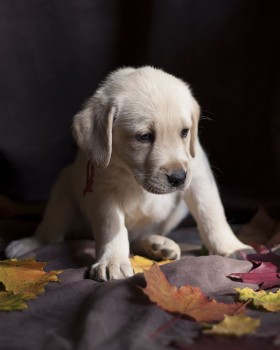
left=73, top=66, right=200, bottom=194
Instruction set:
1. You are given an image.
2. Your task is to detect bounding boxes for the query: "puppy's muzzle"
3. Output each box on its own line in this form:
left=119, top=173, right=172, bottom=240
left=166, top=170, right=186, bottom=187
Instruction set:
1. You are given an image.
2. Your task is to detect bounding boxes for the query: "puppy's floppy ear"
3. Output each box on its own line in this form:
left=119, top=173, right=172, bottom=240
left=72, top=96, right=116, bottom=168
left=190, top=98, right=200, bottom=158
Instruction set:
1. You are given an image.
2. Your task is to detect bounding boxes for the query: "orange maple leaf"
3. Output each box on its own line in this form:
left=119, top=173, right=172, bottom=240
left=143, top=264, right=244, bottom=322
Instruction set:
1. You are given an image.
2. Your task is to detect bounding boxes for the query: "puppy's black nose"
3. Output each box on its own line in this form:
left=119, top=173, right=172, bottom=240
left=167, top=170, right=186, bottom=187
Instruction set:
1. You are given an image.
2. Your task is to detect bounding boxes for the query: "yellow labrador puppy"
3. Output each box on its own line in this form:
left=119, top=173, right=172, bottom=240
left=6, top=66, right=250, bottom=281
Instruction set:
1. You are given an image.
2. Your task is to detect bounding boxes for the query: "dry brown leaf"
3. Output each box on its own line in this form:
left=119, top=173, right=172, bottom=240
left=238, top=207, right=279, bottom=245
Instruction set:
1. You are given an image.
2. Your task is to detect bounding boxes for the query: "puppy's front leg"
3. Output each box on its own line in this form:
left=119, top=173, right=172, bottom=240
left=85, top=198, right=133, bottom=281
left=185, top=143, right=251, bottom=256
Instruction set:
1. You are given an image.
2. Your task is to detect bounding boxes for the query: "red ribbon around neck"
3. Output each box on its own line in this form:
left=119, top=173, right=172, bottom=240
left=83, top=160, right=95, bottom=196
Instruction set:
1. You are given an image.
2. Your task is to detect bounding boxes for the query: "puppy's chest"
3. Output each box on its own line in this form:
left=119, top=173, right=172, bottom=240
left=124, top=192, right=177, bottom=231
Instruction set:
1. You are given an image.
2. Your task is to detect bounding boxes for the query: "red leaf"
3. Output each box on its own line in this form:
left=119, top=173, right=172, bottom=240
left=229, top=271, right=280, bottom=289
left=228, top=250, right=280, bottom=289
left=246, top=250, right=280, bottom=266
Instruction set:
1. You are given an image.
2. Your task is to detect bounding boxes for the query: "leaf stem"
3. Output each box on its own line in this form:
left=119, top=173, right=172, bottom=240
left=150, top=313, right=182, bottom=338
left=233, top=299, right=252, bottom=315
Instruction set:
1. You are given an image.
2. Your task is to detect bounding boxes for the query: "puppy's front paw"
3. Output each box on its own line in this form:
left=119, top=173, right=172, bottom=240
left=89, top=256, right=133, bottom=282
left=5, top=237, right=43, bottom=258
left=142, top=235, right=181, bottom=260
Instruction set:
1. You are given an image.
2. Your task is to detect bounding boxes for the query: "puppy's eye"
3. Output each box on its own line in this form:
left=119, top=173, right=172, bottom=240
left=181, top=128, right=189, bottom=138
left=136, top=133, right=154, bottom=143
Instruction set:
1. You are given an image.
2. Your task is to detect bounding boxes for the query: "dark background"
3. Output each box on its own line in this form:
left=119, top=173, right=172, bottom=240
left=0, top=0, right=279, bottom=218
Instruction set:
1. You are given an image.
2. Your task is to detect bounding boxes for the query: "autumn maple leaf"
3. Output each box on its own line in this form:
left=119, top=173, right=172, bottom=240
left=142, top=264, right=244, bottom=322
left=228, top=250, right=280, bottom=289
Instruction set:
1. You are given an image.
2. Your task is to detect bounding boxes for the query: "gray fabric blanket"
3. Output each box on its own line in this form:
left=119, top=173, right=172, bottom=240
left=0, top=240, right=279, bottom=350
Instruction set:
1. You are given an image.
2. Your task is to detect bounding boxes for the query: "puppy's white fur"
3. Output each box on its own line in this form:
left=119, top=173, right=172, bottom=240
left=6, top=67, right=250, bottom=281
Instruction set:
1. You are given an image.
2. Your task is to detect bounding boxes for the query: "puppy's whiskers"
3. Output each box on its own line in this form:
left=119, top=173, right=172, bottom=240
left=133, top=173, right=155, bottom=178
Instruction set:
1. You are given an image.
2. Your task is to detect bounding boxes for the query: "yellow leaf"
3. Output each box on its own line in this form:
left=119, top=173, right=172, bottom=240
left=204, top=314, right=260, bottom=336
left=236, top=287, right=266, bottom=301
left=0, top=292, right=28, bottom=311
left=130, top=255, right=171, bottom=274
left=236, top=287, right=280, bottom=312
left=0, top=258, right=62, bottom=311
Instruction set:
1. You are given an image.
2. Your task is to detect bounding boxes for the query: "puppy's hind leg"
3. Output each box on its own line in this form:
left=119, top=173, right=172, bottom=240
left=131, top=234, right=181, bottom=261
left=5, top=166, right=77, bottom=258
